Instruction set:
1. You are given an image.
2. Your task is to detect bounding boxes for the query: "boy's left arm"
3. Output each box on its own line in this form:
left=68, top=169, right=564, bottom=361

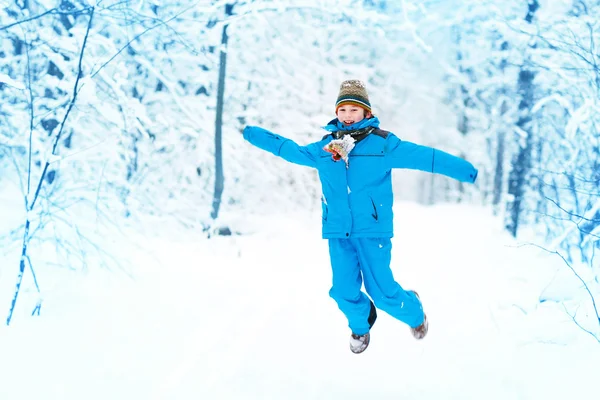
left=385, top=134, right=478, bottom=183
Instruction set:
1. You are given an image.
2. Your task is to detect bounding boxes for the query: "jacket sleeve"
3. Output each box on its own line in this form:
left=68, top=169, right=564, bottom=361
left=385, top=134, right=478, bottom=183
left=243, top=126, right=318, bottom=168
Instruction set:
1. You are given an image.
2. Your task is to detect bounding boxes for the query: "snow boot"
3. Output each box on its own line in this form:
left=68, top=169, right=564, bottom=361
left=350, top=332, right=370, bottom=354
left=349, top=301, right=377, bottom=354
left=409, top=290, right=428, bottom=340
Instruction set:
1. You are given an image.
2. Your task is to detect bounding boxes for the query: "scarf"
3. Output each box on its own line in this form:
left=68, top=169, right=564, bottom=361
left=322, top=117, right=380, bottom=144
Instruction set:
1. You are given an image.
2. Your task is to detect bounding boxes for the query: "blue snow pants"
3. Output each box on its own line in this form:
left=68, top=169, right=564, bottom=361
left=328, top=238, right=424, bottom=335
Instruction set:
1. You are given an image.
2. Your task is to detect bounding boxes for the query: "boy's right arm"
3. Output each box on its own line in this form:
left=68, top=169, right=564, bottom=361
left=243, top=126, right=318, bottom=168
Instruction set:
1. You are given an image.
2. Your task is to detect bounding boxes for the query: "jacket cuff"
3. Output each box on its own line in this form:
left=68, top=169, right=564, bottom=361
left=469, top=168, right=478, bottom=184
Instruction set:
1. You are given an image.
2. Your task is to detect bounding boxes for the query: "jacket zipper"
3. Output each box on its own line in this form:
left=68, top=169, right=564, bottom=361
left=370, top=198, right=378, bottom=221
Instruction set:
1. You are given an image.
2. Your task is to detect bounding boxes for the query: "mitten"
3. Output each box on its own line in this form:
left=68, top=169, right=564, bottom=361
left=324, top=136, right=356, bottom=166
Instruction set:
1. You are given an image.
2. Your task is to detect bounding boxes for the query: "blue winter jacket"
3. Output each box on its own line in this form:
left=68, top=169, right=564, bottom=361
left=243, top=117, right=478, bottom=239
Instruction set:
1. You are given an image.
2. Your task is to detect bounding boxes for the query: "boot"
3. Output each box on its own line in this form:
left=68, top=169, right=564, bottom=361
left=349, top=300, right=377, bottom=354
left=409, top=290, right=428, bottom=340
left=349, top=332, right=370, bottom=354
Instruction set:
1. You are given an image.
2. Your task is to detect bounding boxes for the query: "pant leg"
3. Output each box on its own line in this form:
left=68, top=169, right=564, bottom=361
left=355, top=238, right=424, bottom=328
left=328, top=238, right=374, bottom=335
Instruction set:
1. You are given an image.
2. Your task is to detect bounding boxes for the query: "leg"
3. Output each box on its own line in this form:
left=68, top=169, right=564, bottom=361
left=328, top=239, right=375, bottom=335
left=355, top=238, right=424, bottom=328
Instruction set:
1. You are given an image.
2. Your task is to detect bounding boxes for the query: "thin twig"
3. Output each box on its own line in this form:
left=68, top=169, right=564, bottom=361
left=90, top=1, right=201, bottom=79
left=25, top=254, right=40, bottom=293
left=0, top=7, right=91, bottom=31
left=7, top=148, right=26, bottom=208
left=29, top=7, right=95, bottom=211
left=522, top=243, right=600, bottom=330
left=24, top=31, right=34, bottom=207
left=542, top=195, right=600, bottom=223
left=0, top=8, right=56, bottom=32
left=7, top=7, right=95, bottom=326
left=6, top=220, right=30, bottom=326
left=562, top=304, right=600, bottom=343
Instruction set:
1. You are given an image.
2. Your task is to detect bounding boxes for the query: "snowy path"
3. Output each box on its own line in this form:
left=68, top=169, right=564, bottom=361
left=1, top=203, right=598, bottom=399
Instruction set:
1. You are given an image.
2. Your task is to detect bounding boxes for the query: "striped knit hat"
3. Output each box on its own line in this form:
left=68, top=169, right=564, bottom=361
left=335, top=79, right=372, bottom=113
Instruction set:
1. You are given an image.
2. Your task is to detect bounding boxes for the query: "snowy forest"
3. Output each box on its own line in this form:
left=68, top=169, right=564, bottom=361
left=1, top=0, right=599, bottom=397
left=1, top=0, right=599, bottom=337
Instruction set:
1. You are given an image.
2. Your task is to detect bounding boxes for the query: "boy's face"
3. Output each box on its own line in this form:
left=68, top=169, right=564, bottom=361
left=336, top=104, right=371, bottom=126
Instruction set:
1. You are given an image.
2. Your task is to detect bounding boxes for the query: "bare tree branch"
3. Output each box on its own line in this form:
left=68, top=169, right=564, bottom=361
left=542, top=195, right=600, bottom=223
left=521, top=243, right=600, bottom=337
left=0, top=8, right=57, bottom=32
left=0, top=7, right=91, bottom=32
left=90, top=1, right=203, bottom=79
left=6, top=7, right=95, bottom=326
left=562, top=304, right=600, bottom=343
left=29, top=7, right=95, bottom=211
left=24, top=31, right=34, bottom=209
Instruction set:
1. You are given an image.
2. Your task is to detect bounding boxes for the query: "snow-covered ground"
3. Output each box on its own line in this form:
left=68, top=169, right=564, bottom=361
left=1, top=202, right=598, bottom=400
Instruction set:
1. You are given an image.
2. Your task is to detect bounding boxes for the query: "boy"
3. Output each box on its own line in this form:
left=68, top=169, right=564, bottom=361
left=243, top=80, right=478, bottom=354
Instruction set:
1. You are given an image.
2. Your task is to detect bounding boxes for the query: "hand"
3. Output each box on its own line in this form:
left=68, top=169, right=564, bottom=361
left=324, top=143, right=344, bottom=161
left=323, top=136, right=356, bottom=165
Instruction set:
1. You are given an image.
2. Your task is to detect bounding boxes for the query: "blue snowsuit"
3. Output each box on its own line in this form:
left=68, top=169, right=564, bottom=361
left=243, top=117, right=478, bottom=335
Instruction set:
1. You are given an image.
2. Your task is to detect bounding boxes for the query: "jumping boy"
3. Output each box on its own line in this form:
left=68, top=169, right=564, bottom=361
left=242, top=80, right=478, bottom=354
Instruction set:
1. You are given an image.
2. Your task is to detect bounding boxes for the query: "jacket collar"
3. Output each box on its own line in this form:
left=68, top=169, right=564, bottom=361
left=322, top=116, right=380, bottom=133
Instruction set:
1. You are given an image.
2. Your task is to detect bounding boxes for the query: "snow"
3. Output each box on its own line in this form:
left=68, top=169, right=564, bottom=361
left=0, top=72, right=25, bottom=90
left=1, top=201, right=598, bottom=400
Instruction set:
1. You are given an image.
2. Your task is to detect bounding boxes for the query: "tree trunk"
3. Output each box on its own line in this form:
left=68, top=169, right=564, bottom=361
left=454, top=26, right=470, bottom=203
left=492, top=130, right=505, bottom=214
left=505, top=116, right=534, bottom=237
left=504, top=0, right=539, bottom=237
left=211, top=3, right=235, bottom=220
left=492, top=41, right=509, bottom=215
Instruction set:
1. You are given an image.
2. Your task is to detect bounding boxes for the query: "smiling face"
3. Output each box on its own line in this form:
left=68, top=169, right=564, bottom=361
left=336, top=104, right=372, bottom=126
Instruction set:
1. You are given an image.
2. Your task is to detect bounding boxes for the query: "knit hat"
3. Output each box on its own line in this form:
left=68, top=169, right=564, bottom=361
left=335, top=79, right=372, bottom=113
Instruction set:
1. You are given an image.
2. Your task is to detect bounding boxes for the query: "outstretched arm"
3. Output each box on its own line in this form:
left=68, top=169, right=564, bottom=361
left=243, top=126, right=318, bottom=168
left=385, top=134, right=478, bottom=183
